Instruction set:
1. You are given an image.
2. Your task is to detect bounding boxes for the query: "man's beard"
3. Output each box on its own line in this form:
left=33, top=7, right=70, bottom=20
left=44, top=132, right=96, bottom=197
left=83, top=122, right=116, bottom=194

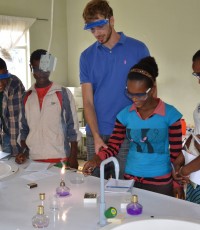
left=101, top=25, right=112, bottom=44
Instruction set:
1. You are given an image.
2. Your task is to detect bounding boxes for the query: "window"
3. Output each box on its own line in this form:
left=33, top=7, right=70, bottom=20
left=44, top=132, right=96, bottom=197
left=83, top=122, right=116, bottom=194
left=0, top=31, right=31, bottom=89
left=0, top=15, right=36, bottom=89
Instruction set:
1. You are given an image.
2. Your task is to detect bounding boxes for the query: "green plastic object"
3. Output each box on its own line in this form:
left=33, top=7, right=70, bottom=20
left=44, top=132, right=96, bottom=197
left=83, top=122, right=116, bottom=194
left=54, top=161, right=69, bottom=168
left=104, top=207, right=117, bottom=218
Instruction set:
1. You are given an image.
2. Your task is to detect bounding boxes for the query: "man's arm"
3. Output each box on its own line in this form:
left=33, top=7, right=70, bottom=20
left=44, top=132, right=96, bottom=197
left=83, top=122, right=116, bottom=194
left=63, top=88, right=81, bottom=169
left=65, top=88, right=81, bottom=142
left=15, top=92, right=30, bottom=164
left=7, top=80, right=25, bottom=155
left=180, top=155, right=200, bottom=176
left=81, top=83, right=107, bottom=154
left=68, top=141, right=79, bottom=169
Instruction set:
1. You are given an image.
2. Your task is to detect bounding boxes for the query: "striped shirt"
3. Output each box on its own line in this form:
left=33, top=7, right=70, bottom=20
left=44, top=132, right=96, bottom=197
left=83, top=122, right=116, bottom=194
left=98, top=100, right=182, bottom=186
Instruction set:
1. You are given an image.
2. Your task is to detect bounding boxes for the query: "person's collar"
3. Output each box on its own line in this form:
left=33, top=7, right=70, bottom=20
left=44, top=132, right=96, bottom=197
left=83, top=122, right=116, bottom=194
left=118, top=32, right=126, bottom=44
left=96, top=32, right=126, bottom=48
left=129, top=98, right=165, bottom=116
left=30, top=82, right=63, bottom=94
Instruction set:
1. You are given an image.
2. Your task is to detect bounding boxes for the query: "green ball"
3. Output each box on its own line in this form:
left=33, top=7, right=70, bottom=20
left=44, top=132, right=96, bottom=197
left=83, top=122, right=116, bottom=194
left=104, top=207, right=117, bottom=218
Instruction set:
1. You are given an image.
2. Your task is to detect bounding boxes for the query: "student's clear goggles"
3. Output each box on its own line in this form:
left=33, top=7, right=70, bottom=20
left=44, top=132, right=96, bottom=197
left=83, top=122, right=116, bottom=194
left=84, top=19, right=109, bottom=30
left=125, top=87, right=151, bottom=101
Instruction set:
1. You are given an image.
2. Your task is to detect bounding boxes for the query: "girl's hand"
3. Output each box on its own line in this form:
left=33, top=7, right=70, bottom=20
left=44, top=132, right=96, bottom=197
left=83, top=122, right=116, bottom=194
left=82, top=155, right=102, bottom=175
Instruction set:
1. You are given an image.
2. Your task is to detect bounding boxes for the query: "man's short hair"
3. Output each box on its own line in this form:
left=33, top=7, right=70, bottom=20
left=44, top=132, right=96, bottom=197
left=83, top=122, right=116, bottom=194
left=192, top=50, right=200, bottom=62
left=83, top=0, right=113, bottom=23
left=0, top=58, right=7, bottom=70
left=30, top=49, right=47, bottom=64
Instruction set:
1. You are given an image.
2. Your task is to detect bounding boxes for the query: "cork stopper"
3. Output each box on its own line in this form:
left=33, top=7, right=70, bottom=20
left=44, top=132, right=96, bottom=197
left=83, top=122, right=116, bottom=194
left=131, top=195, right=138, bottom=203
left=37, top=205, right=44, bottom=215
left=39, top=193, right=45, bottom=201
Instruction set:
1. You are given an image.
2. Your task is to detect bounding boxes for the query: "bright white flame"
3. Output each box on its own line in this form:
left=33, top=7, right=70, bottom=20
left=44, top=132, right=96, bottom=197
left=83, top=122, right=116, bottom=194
left=61, top=165, right=65, bottom=175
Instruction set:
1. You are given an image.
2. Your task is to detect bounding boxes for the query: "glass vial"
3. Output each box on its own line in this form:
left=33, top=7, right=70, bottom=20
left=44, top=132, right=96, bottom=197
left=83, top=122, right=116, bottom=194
left=32, top=205, right=49, bottom=228
left=56, top=179, right=70, bottom=196
left=126, top=195, right=143, bottom=215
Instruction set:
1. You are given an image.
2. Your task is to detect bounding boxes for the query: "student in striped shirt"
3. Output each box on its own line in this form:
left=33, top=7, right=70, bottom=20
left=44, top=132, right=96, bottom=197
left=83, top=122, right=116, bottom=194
left=83, top=56, right=184, bottom=198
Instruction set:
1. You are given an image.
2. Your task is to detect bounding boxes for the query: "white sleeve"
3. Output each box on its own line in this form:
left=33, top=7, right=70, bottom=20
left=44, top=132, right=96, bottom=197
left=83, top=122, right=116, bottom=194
left=66, top=88, right=82, bottom=142
left=193, top=103, right=200, bottom=135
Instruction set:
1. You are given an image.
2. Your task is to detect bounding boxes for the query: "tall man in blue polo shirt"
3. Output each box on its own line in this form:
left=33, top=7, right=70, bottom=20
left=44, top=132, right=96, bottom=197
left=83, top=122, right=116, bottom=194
left=79, top=0, right=150, bottom=178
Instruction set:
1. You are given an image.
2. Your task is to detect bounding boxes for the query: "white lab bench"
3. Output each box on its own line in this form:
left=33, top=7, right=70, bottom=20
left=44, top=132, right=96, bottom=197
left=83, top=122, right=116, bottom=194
left=0, top=158, right=200, bottom=230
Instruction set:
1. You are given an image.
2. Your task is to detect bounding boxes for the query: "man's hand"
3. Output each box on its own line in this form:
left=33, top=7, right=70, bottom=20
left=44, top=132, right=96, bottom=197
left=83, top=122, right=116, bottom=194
left=173, top=183, right=185, bottom=199
left=68, top=157, right=79, bottom=169
left=94, top=136, right=108, bottom=154
left=82, top=155, right=102, bottom=176
left=15, top=152, right=27, bottom=164
left=172, top=164, right=190, bottom=185
left=15, top=143, right=29, bottom=164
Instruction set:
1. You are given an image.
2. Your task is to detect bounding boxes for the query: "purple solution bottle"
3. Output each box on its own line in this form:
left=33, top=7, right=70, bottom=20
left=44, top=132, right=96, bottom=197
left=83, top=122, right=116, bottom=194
left=56, top=179, right=70, bottom=196
left=126, top=195, right=143, bottom=215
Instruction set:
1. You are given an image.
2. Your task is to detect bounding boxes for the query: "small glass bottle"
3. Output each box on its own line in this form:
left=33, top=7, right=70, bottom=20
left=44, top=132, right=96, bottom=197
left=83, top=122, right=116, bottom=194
left=56, top=179, right=70, bottom=196
left=32, top=205, right=49, bottom=228
left=126, top=195, right=143, bottom=215
left=39, top=193, right=45, bottom=206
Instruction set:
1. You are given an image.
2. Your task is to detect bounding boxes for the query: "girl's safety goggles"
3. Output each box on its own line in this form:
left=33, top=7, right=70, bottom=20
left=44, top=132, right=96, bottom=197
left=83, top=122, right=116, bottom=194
left=125, top=88, right=151, bottom=101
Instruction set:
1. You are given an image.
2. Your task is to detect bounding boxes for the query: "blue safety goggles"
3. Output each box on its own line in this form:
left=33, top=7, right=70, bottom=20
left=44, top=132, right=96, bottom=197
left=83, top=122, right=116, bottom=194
left=0, top=73, right=11, bottom=80
left=84, top=19, right=109, bottom=30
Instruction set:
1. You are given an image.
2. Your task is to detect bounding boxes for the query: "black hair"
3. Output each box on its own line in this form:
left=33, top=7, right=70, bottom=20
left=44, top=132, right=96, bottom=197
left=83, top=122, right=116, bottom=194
left=30, top=49, right=47, bottom=64
left=192, top=50, right=200, bottom=62
left=83, top=0, right=113, bottom=22
left=0, top=57, right=7, bottom=70
left=127, top=56, right=159, bottom=88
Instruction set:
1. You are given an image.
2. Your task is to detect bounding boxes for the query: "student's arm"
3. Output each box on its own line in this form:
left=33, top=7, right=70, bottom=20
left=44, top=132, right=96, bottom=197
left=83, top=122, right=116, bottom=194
left=180, top=155, right=200, bottom=176
left=98, top=119, right=126, bottom=159
left=81, top=83, right=108, bottom=154
left=169, top=119, right=182, bottom=163
left=7, top=80, right=25, bottom=155
left=82, top=119, right=126, bottom=175
left=169, top=119, right=185, bottom=199
left=15, top=95, right=29, bottom=164
left=68, top=141, right=79, bottom=169
left=64, top=88, right=81, bottom=169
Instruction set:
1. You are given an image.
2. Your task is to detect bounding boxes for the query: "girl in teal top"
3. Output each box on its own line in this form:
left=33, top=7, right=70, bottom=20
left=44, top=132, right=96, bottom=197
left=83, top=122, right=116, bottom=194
left=83, top=56, right=184, bottom=198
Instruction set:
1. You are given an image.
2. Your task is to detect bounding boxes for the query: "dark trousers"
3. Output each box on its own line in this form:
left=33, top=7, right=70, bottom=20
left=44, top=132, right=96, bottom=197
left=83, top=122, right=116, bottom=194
left=134, top=181, right=174, bottom=197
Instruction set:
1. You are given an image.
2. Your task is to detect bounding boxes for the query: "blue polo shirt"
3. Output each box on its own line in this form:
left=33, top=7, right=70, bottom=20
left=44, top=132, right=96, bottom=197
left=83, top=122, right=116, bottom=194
left=80, top=32, right=150, bottom=135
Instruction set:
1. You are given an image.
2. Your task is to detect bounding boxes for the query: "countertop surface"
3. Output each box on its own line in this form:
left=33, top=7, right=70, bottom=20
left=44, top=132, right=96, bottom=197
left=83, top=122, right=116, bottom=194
left=0, top=158, right=200, bottom=230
